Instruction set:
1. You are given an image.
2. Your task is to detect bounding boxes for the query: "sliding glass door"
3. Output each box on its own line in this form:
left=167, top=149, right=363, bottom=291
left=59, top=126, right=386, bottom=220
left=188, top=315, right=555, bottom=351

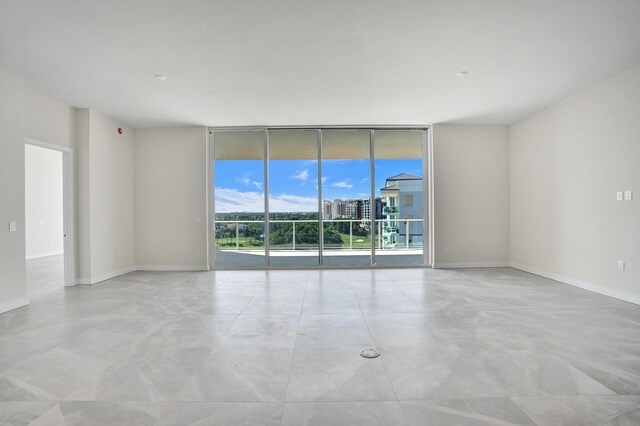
left=211, top=128, right=428, bottom=269
left=268, top=130, right=320, bottom=267
left=321, top=130, right=373, bottom=266
left=212, top=130, right=266, bottom=268
left=374, top=130, right=425, bottom=266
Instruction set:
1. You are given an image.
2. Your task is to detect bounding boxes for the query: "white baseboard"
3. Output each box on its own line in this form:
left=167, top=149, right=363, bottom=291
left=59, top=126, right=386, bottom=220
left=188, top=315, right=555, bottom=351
left=75, top=266, right=137, bottom=285
left=509, top=262, right=640, bottom=306
left=136, top=265, right=209, bottom=272
left=434, top=262, right=510, bottom=268
left=0, top=297, right=29, bottom=314
left=73, top=265, right=210, bottom=285
left=26, top=251, right=64, bottom=260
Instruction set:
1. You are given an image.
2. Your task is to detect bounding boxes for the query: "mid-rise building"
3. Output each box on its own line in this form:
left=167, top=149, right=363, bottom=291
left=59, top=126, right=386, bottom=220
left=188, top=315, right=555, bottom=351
left=345, top=201, right=358, bottom=219
left=322, top=200, right=332, bottom=219
left=331, top=199, right=347, bottom=218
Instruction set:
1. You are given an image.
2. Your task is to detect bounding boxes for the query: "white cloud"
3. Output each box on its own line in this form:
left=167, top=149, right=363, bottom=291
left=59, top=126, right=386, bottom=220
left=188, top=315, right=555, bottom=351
left=331, top=181, right=353, bottom=189
left=236, top=177, right=262, bottom=190
left=215, top=187, right=316, bottom=213
left=290, top=169, right=310, bottom=182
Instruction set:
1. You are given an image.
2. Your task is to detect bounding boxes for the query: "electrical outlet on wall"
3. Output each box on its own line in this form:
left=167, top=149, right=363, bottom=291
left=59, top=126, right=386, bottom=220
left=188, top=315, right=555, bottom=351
left=618, top=260, right=625, bottom=271
left=8, top=221, right=17, bottom=232
left=616, top=191, right=624, bottom=201
left=624, top=190, right=633, bottom=201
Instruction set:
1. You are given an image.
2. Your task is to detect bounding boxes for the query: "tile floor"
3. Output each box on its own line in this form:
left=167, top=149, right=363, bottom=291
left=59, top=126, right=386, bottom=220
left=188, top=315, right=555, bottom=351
left=26, top=254, right=65, bottom=297
left=1, top=267, right=640, bottom=425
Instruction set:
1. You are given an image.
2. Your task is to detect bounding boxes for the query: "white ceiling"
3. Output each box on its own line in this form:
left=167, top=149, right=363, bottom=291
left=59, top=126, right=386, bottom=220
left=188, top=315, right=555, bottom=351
left=1, top=0, right=639, bottom=128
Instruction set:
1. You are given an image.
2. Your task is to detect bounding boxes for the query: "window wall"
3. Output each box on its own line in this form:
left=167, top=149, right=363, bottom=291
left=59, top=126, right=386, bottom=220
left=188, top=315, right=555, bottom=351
left=211, top=128, right=428, bottom=269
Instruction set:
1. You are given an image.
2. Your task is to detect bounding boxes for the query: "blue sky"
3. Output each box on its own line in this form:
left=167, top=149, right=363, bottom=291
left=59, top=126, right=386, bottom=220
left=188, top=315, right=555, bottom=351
left=215, top=159, right=421, bottom=213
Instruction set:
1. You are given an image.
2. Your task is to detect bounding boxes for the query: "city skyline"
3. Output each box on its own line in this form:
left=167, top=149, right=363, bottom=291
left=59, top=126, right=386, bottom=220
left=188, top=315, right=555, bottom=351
left=214, top=158, right=422, bottom=213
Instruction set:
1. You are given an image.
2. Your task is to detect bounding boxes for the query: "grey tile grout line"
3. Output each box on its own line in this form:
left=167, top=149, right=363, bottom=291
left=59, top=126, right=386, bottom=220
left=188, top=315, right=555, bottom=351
left=279, top=272, right=310, bottom=421
left=390, top=278, right=433, bottom=316
left=389, top=277, right=474, bottom=403
left=152, top=272, right=261, bottom=405
left=5, top=395, right=640, bottom=404
left=348, top=274, right=411, bottom=426
left=0, top=274, right=183, bottom=375
left=391, top=278, right=637, bottom=314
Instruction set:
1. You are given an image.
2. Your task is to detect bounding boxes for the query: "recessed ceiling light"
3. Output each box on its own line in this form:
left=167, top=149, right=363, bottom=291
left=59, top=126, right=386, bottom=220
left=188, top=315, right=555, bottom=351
left=456, top=71, right=468, bottom=77
left=154, top=74, right=167, bottom=80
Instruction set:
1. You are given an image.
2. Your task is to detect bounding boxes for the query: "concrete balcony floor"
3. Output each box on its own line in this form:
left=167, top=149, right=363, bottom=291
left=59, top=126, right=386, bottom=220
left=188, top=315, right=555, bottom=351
left=215, top=249, right=425, bottom=268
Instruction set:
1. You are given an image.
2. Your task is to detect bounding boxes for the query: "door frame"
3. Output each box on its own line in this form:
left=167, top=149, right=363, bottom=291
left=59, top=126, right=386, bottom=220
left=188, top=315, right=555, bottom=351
left=207, top=126, right=433, bottom=270
left=25, top=138, right=76, bottom=286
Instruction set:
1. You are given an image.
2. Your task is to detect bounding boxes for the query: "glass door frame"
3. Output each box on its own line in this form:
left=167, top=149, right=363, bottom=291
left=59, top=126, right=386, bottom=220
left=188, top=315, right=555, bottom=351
left=208, top=126, right=433, bottom=270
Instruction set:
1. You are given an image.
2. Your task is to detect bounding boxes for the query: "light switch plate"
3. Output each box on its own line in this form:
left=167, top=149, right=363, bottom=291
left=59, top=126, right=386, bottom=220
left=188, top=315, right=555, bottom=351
left=618, top=260, right=625, bottom=271
left=616, top=191, right=624, bottom=201
left=8, top=221, right=17, bottom=232
left=624, top=190, right=633, bottom=201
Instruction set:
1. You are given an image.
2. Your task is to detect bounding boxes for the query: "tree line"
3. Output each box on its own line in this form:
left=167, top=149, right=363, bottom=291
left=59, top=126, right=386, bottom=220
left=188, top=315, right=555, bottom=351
left=215, top=212, right=369, bottom=247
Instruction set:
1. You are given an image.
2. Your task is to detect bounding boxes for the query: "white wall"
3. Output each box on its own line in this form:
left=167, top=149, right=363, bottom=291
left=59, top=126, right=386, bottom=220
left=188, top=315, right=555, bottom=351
left=25, top=144, right=64, bottom=259
left=510, top=65, right=640, bottom=303
left=75, top=109, right=135, bottom=283
left=25, top=87, right=76, bottom=150
left=0, top=68, right=27, bottom=313
left=0, top=74, right=78, bottom=313
left=133, top=127, right=208, bottom=270
left=432, top=124, right=510, bottom=267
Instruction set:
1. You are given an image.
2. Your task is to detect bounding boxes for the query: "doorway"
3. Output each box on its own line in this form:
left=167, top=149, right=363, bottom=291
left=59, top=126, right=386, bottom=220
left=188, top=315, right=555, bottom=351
left=24, top=139, right=75, bottom=295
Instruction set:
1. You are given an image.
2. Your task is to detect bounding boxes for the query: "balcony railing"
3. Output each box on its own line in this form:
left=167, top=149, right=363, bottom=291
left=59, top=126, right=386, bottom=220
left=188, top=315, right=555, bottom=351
left=214, top=218, right=423, bottom=251
left=382, top=206, right=398, bottom=215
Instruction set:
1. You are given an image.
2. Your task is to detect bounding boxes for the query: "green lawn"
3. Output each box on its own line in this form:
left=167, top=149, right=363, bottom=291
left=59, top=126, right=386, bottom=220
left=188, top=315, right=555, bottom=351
left=339, top=233, right=371, bottom=249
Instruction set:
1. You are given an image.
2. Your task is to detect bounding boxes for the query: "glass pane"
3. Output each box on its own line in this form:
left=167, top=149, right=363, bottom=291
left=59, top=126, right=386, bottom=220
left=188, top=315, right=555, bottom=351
left=321, top=130, right=372, bottom=266
left=213, top=131, right=266, bottom=268
left=374, top=130, right=425, bottom=266
left=268, top=130, right=320, bottom=267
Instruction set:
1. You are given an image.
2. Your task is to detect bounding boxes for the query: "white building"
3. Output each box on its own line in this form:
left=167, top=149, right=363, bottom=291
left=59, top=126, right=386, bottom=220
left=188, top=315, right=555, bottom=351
left=380, top=173, right=423, bottom=247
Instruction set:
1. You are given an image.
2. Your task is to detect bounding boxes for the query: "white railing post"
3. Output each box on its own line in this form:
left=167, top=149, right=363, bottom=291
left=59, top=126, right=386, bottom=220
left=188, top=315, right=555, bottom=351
left=378, top=220, right=382, bottom=249
left=292, top=222, right=296, bottom=251
left=236, top=222, right=240, bottom=250
left=349, top=221, right=353, bottom=249
left=406, top=220, right=409, bottom=248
